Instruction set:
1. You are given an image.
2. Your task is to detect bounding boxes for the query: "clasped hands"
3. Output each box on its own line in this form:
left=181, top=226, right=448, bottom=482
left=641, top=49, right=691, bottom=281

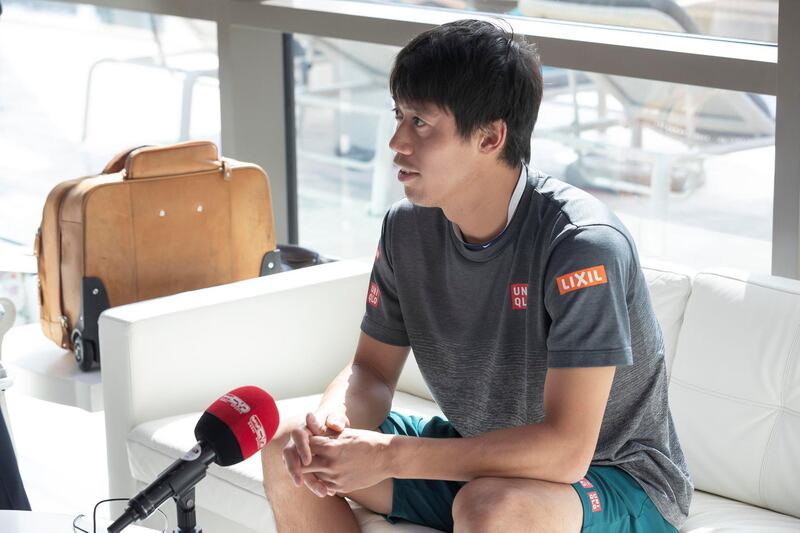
left=282, top=411, right=393, bottom=497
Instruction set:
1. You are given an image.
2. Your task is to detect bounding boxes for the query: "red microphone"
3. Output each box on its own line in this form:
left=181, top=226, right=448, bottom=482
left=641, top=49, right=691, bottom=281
left=108, top=386, right=279, bottom=532
left=195, top=386, right=280, bottom=465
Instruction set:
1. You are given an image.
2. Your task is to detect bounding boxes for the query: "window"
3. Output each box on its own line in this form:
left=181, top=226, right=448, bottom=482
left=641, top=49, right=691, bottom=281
left=293, top=34, right=774, bottom=271
left=0, top=0, right=219, bottom=324
left=294, top=35, right=400, bottom=258
left=535, top=69, right=773, bottom=271
left=356, top=0, right=779, bottom=43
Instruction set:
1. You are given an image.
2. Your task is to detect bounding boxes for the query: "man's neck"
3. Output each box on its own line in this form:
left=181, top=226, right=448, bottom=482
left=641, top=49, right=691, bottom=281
left=443, top=162, right=522, bottom=244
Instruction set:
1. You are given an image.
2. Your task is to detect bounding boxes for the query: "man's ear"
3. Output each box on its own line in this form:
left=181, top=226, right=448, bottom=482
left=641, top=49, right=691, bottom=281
left=477, top=119, right=507, bottom=157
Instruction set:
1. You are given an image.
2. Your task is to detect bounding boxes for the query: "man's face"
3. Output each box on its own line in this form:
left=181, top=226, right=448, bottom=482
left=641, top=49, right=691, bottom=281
left=389, top=101, right=480, bottom=208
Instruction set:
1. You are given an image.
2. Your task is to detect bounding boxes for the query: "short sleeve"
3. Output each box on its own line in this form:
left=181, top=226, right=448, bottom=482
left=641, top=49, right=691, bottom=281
left=544, top=225, right=635, bottom=368
left=360, top=212, right=410, bottom=346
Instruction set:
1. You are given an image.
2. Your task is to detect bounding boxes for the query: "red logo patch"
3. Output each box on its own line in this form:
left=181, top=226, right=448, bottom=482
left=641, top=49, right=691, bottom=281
left=579, top=478, right=593, bottom=489
left=367, top=282, right=381, bottom=308
left=587, top=491, right=602, bottom=513
left=556, top=265, right=608, bottom=295
left=509, top=284, right=528, bottom=310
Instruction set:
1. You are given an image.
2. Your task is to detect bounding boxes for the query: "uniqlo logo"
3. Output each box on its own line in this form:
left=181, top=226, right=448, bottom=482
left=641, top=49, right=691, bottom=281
left=587, top=491, right=602, bottom=513
left=367, top=282, right=381, bottom=308
left=556, top=265, right=607, bottom=295
left=578, top=478, right=593, bottom=489
left=509, top=284, right=528, bottom=310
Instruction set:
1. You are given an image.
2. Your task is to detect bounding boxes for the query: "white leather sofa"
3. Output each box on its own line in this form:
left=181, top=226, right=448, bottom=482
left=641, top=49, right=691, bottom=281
left=99, top=258, right=800, bottom=532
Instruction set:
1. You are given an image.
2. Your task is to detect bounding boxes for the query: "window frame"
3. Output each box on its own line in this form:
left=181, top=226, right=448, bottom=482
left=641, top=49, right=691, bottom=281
left=35, top=0, right=800, bottom=277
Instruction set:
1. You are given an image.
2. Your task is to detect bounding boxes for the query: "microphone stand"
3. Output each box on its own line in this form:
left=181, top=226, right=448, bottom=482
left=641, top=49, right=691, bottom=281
left=174, top=487, right=201, bottom=533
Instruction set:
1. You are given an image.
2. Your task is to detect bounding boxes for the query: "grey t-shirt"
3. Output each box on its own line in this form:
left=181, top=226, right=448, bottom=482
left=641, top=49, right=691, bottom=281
left=360, top=169, right=693, bottom=528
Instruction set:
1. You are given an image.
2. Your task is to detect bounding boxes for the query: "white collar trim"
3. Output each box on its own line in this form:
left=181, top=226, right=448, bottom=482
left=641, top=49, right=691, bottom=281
left=453, top=164, right=527, bottom=243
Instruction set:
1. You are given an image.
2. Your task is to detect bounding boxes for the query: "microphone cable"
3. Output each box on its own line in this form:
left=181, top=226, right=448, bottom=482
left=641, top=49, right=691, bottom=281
left=72, top=497, right=168, bottom=533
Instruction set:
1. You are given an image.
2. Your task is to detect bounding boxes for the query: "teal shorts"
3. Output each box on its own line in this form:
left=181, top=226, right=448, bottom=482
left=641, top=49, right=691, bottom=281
left=378, top=411, right=677, bottom=533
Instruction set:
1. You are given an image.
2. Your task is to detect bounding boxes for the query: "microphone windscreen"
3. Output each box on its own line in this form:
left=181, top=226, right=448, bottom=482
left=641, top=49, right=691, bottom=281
left=194, top=386, right=280, bottom=466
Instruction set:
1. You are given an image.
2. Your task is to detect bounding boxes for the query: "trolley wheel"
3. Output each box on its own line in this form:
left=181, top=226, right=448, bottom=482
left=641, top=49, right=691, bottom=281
left=72, top=330, right=96, bottom=371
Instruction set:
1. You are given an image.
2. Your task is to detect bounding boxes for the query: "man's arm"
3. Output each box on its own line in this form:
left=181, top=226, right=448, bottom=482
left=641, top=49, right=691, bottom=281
left=316, top=332, right=411, bottom=431
left=387, top=365, right=615, bottom=484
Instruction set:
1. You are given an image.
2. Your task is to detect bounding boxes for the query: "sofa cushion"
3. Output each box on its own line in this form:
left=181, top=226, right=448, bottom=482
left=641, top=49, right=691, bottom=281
left=128, top=387, right=800, bottom=532
left=684, top=491, right=800, bottom=531
left=641, top=259, right=694, bottom=375
left=127, top=392, right=443, bottom=533
left=670, top=269, right=800, bottom=519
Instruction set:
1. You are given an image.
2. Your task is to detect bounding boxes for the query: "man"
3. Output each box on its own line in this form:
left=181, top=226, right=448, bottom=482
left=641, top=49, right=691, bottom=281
left=262, top=19, right=692, bottom=532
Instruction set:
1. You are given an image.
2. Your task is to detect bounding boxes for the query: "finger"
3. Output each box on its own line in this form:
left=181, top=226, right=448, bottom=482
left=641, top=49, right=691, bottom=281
left=326, top=413, right=349, bottom=432
left=315, top=476, right=339, bottom=497
left=300, top=459, right=330, bottom=475
left=282, top=447, right=304, bottom=487
left=309, top=436, right=334, bottom=448
left=303, top=473, right=331, bottom=498
left=298, top=457, right=338, bottom=496
left=306, top=412, right=326, bottom=436
left=290, top=426, right=314, bottom=466
left=316, top=476, right=339, bottom=496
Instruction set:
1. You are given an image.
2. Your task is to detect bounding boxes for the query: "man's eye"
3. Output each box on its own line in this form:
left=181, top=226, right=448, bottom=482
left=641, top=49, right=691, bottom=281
left=412, top=117, right=425, bottom=127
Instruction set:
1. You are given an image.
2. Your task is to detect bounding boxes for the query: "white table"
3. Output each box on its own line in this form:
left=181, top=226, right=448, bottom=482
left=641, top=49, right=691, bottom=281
left=1, top=324, right=103, bottom=412
left=0, top=510, right=157, bottom=532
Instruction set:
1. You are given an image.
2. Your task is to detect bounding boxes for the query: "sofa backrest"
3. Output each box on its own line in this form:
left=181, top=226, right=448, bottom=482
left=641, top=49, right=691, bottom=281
left=396, top=260, right=695, bottom=401
left=100, top=259, right=374, bottom=446
left=669, top=269, right=800, bottom=519
left=100, top=259, right=377, bottom=504
left=640, top=260, right=695, bottom=373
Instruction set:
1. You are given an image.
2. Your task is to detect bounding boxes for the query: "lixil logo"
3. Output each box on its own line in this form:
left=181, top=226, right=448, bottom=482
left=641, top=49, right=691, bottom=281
left=556, top=265, right=607, bottom=295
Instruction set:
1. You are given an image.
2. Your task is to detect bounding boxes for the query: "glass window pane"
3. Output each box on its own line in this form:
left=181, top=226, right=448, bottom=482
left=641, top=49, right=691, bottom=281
left=534, top=67, right=774, bottom=272
left=294, top=35, right=774, bottom=272
left=354, top=0, right=779, bottom=43
left=0, top=0, right=220, bottom=324
left=294, top=35, right=402, bottom=258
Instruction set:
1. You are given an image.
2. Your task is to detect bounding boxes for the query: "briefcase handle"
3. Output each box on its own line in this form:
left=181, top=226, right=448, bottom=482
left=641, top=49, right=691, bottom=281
left=102, top=141, right=225, bottom=179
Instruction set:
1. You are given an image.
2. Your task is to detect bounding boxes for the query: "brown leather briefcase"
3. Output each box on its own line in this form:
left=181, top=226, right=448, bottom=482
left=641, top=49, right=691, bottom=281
left=34, top=141, right=278, bottom=370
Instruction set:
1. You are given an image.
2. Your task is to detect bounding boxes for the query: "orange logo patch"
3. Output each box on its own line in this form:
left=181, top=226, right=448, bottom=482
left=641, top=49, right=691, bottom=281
left=556, top=265, right=607, bottom=295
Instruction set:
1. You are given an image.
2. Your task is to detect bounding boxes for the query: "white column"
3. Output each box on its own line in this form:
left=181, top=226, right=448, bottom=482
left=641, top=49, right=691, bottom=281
left=217, top=1, right=293, bottom=243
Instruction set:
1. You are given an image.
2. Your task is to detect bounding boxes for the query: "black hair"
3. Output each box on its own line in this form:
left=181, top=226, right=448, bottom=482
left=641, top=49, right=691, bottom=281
left=390, top=19, right=543, bottom=168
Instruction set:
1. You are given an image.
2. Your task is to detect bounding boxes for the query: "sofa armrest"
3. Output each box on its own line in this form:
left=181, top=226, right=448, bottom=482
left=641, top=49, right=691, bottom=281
left=100, top=259, right=372, bottom=500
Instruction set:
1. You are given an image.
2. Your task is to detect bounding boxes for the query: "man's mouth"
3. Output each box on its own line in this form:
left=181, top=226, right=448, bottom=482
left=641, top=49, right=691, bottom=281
left=397, top=168, right=420, bottom=182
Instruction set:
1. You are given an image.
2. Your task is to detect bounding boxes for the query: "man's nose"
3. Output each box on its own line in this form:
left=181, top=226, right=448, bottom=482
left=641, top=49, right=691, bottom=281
left=389, top=123, right=412, bottom=155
